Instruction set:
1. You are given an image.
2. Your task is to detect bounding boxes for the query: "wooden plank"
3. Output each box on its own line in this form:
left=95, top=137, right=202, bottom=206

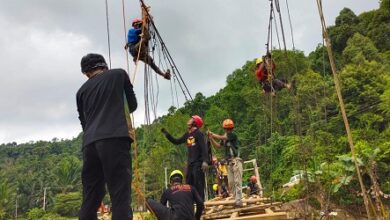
left=202, top=203, right=282, bottom=220
left=265, top=208, right=273, bottom=214
left=243, top=168, right=254, bottom=171
left=230, top=212, right=239, bottom=219
left=212, top=212, right=287, bottom=220
left=205, top=207, right=216, bottom=214
left=230, top=212, right=287, bottom=220
left=205, top=197, right=270, bottom=206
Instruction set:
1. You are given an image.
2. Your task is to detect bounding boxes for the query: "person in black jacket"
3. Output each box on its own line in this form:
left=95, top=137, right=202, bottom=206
left=161, top=115, right=208, bottom=200
left=146, top=170, right=204, bottom=220
left=77, top=53, right=137, bottom=220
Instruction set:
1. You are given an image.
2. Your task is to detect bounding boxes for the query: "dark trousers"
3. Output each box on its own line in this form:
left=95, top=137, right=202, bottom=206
left=79, top=138, right=132, bottom=220
left=186, top=163, right=205, bottom=200
left=146, top=199, right=178, bottom=220
left=262, top=78, right=288, bottom=92
left=129, top=43, right=164, bottom=75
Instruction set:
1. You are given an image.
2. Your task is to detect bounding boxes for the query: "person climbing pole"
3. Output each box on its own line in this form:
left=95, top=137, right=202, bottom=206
left=161, top=115, right=208, bottom=200
left=77, top=53, right=137, bottom=220
left=208, top=119, right=243, bottom=207
left=146, top=170, right=204, bottom=220
left=246, top=176, right=261, bottom=196
left=125, top=18, right=171, bottom=80
left=255, top=52, right=291, bottom=95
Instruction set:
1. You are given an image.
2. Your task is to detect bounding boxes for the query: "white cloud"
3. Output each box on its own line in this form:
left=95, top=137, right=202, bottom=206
left=0, top=15, right=94, bottom=143
left=0, top=0, right=381, bottom=144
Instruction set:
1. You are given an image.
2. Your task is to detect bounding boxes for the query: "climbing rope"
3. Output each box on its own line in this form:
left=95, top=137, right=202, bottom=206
left=285, top=0, right=295, bottom=50
left=139, top=0, right=193, bottom=102
left=121, top=0, right=130, bottom=74
left=104, top=0, right=112, bottom=68
left=274, top=0, right=287, bottom=51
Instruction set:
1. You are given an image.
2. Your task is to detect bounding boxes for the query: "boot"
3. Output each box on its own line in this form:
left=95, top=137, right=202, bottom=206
left=163, top=69, right=171, bottom=80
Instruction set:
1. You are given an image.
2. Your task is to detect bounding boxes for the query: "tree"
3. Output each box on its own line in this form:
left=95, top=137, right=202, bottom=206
left=53, top=192, right=81, bottom=217
left=54, top=156, right=82, bottom=193
left=0, top=179, right=12, bottom=220
left=328, top=8, right=359, bottom=53
left=342, top=33, right=379, bottom=63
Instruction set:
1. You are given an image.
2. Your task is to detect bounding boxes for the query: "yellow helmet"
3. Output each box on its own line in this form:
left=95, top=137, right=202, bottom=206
left=256, top=57, right=263, bottom=65
left=212, top=184, right=218, bottom=191
left=169, top=170, right=184, bottom=180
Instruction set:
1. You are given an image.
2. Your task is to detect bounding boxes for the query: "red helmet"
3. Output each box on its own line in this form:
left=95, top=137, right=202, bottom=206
left=223, top=119, right=234, bottom=129
left=132, top=18, right=142, bottom=27
left=250, top=175, right=257, bottom=183
left=191, top=115, right=203, bottom=128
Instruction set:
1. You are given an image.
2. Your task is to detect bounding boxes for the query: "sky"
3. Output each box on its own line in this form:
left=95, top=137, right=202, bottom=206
left=0, top=0, right=380, bottom=144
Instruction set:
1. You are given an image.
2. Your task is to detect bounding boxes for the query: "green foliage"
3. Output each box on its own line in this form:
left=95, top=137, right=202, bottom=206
left=44, top=213, right=72, bottom=220
left=279, top=184, right=304, bottom=202
left=26, top=208, right=45, bottom=219
left=53, top=192, right=81, bottom=217
left=54, top=156, right=82, bottom=193
left=343, top=33, right=379, bottom=63
left=0, top=178, right=11, bottom=220
left=335, top=8, right=359, bottom=26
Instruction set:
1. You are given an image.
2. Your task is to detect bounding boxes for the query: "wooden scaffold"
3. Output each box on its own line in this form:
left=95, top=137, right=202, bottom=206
left=202, top=196, right=288, bottom=220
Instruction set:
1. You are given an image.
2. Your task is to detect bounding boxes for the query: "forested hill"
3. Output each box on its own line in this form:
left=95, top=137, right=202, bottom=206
left=0, top=1, right=389, bottom=219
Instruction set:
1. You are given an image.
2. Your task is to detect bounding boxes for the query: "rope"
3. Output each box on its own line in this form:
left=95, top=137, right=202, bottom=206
left=266, top=0, right=274, bottom=53
left=272, top=9, right=282, bottom=50
left=322, top=38, right=327, bottom=122
left=105, top=4, right=146, bottom=214
left=121, top=0, right=130, bottom=74
left=104, top=0, right=112, bottom=68
left=274, top=0, right=287, bottom=51
left=140, top=0, right=193, bottom=102
left=125, top=3, right=150, bottom=218
left=285, top=0, right=296, bottom=50
left=173, top=75, right=180, bottom=108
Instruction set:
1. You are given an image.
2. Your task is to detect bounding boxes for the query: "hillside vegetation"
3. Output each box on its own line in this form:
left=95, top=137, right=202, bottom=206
left=0, top=1, right=389, bottom=219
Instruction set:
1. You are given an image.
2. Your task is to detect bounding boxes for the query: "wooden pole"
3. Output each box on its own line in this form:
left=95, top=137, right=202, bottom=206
left=315, top=0, right=373, bottom=219
left=43, top=187, right=47, bottom=211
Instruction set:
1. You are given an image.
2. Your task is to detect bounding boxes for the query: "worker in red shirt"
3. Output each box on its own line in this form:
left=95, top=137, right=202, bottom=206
left=255, top=52, right=291, bottom=95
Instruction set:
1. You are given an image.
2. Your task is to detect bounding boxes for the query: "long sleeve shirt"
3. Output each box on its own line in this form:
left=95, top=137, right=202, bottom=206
left=76, top=68, right=137, bottom=147
left=165, top=129, right=208, bottom=165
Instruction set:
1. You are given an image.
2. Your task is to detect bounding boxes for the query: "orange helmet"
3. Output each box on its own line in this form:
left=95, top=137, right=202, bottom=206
left=250, top=175, right=257, bottom=183
left=191, top=115, right=203, bottom=128
left=222, top=119, right=234, bottom=129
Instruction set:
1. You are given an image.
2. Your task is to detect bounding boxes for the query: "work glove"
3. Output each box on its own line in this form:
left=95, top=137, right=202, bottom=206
left=161, top=128, right=168, bottom=135
left=201, top=161, right=208, bottom=173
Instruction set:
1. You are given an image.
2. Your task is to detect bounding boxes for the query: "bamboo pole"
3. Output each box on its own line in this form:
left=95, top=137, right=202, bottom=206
left=315, top=0, right=373, bottom=219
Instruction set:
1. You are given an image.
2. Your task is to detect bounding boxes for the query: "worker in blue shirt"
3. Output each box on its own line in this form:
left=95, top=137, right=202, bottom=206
left=125, top=18, right=171, bottom=80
